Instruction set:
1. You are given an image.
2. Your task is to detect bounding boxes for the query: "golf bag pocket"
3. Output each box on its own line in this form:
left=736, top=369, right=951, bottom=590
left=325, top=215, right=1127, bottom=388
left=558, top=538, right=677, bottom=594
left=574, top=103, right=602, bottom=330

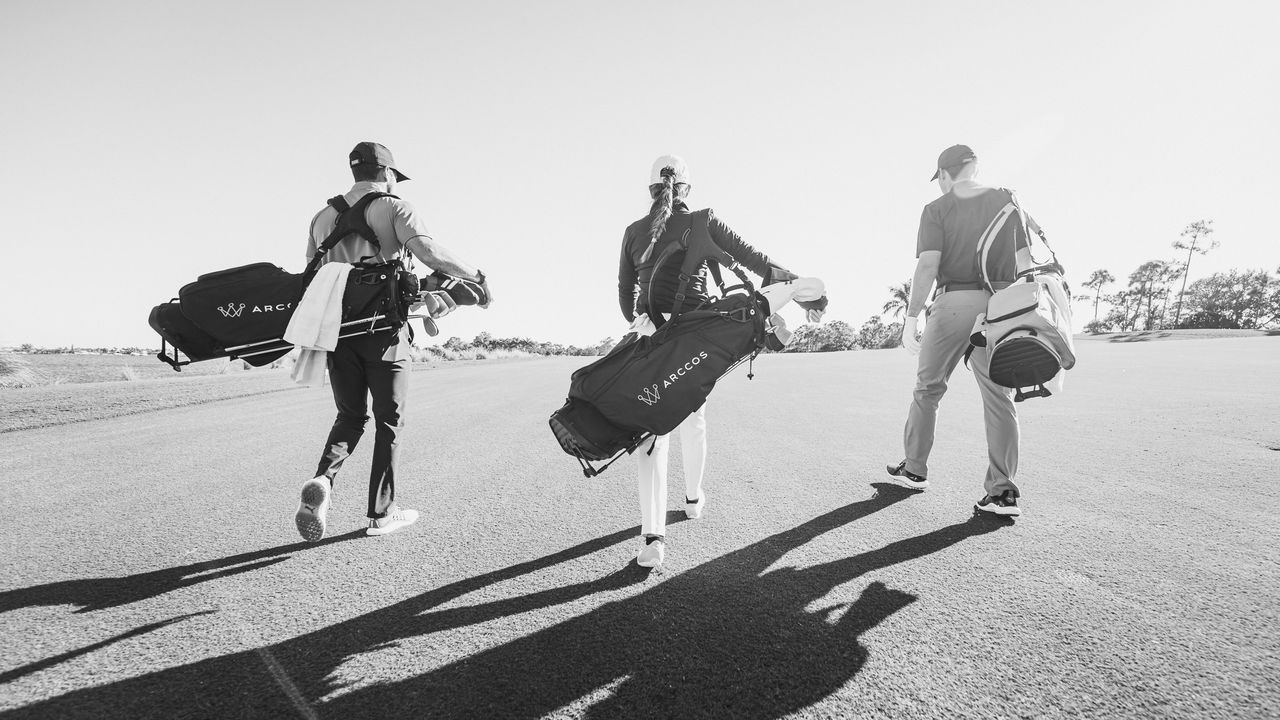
left=341, top=262, right=409, bottom=331
left=549, top=397, right=647, bottom=464
left=968, top=274, right=1075, bottom=401
left=149, top=302, right=229, bottom=364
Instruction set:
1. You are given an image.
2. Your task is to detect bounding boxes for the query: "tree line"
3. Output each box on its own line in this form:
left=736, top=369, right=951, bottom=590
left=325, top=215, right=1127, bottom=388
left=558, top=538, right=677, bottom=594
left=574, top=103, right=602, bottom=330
left=1080, top=220, right=1279, bottom=332
left=442, top=333, right=616, bottom=357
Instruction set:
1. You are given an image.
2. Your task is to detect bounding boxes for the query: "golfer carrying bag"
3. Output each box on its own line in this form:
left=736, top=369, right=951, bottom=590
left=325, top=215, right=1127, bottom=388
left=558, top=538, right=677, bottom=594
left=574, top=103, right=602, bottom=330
left=887, top=145, right=1060, bottom=517
left=293, top=142, right=493, bottom=542
left=606, top=155, right=825, bottom=567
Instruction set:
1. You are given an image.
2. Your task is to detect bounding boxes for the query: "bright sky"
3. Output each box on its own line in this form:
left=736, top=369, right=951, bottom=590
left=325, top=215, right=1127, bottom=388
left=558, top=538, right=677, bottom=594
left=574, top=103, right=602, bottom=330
left=2, top=0, right=1277, bottom=349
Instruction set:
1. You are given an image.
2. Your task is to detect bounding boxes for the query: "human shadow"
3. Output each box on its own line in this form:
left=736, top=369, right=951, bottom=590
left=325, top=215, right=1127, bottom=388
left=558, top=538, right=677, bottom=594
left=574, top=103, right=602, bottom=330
left=4, top=486, right=1009, bottom=719
left=0, top=610, right=216, bottom=684
left=0, top=530, right=364, bottom=615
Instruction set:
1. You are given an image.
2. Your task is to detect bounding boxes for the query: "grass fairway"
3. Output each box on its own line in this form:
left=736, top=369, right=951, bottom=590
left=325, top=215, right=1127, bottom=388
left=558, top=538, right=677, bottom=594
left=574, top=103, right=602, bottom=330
left=0, top=336, right=1277, bottom=719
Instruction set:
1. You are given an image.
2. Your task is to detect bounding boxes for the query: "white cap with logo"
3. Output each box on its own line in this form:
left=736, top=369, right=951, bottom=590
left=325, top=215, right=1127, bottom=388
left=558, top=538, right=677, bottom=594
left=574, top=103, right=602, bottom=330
left=649, top=155, right=691, bottom=185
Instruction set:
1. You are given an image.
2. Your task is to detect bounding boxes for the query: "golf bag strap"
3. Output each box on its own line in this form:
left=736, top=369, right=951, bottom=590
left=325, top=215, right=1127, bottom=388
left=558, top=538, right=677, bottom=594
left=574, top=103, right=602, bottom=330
left=974, top=200, right=1016, bottom=294
left=1006, top=190, right=1064, bottom=278
left=705, top=260, right=749, bottom=296
left=974, top=189, right=1065, bottom=293
left=302, top=191, right=399, bottom=284
left=647, top=209, right=754, bottom=327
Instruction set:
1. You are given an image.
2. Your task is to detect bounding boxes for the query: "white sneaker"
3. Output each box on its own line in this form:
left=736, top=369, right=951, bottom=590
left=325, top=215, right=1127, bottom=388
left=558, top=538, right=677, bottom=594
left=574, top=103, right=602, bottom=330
left=685, top=491, right=706, bottom=520
left=637, top=537, right=665, bottom=568
left=295, top=477, right=331, bottom=542
left=975, top=492, right=1022, bottom=517
left=367, top=505, right=420, bottom=536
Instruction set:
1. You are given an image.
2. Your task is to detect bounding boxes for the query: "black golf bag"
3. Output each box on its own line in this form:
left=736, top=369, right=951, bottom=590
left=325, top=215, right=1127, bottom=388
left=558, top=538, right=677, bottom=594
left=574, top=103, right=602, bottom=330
left=148, top=192, right=418, bottom=370
left=548, top=210, right=773, bottom=477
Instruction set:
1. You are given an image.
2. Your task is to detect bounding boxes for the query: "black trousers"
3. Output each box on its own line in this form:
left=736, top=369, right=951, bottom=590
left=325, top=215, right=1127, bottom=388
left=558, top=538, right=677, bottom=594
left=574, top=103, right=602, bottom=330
left=313, top=332, right=408, bottom=519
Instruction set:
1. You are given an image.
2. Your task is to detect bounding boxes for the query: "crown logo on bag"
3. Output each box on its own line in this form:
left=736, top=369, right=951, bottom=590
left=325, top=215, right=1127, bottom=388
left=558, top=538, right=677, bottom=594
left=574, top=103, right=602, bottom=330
left=217, top=302, right=246, bottom=318
left=637, top=383, right=662, bottom=407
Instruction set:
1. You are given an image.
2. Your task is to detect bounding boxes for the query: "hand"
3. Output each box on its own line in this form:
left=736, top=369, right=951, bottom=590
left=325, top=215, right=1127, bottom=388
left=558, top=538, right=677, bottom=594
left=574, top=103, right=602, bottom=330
left=425, top=270, right=489, bottom=307
left=902, top=315, right=922, bottom=355
left=764, top=313, right=791, bottom=351
left=797, top=294, right=827, bottom=324
left=628, top=313, right=657, bottom=337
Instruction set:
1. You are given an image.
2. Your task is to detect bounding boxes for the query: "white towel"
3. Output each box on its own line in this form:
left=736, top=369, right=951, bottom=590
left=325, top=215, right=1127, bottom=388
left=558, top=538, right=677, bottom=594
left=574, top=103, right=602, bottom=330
left=290, top=348, right=328, bottom=387
left=284, top=263, right=353, bottom=386
left=284, top=263, right=352, bottom=350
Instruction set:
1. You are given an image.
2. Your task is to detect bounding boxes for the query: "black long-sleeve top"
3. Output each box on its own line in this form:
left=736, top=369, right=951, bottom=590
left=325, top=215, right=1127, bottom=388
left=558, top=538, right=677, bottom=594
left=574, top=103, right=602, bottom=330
left=617, top=202, right=776, bottom=322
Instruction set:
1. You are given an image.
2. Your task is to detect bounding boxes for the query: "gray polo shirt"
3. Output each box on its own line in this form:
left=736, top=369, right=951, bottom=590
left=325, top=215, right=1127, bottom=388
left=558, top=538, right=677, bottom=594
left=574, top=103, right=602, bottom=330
left=305, top=181, right=434, bottom=265
left=917, top=185, right=1031, bottom=288
left=305, top=181, right=431, bottom=360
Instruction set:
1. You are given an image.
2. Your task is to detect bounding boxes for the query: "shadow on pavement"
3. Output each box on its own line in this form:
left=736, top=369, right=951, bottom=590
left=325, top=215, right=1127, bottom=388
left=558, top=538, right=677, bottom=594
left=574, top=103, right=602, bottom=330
left=0, top=610, right=216, bottom=684
left=0, top=530, right=365, bottom=614
left=5, top=485, right=1010, bottom=719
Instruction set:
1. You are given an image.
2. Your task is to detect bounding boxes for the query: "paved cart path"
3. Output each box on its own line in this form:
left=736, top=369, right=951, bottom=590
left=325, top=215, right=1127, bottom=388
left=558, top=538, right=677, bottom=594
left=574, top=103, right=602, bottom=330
left=1, top=337, right=1277, bottom=719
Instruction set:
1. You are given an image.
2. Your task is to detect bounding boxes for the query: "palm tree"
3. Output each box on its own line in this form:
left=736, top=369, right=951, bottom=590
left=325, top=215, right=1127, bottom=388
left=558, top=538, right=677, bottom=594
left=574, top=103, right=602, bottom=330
left=882, top=280, right=912, bottom=319
left=1083, top=269, right=1115, bottom=322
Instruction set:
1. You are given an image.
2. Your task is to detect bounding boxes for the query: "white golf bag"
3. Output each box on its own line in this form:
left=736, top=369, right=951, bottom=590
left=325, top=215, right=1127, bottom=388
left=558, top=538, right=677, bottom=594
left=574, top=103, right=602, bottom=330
left=966, top=191, right=1075, bottom=402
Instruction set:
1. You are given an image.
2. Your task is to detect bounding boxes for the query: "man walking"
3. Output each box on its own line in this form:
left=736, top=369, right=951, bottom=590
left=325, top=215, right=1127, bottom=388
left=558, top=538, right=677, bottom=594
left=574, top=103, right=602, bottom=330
left=294, top=141, right=493, bottom=541
left=886, top=144, right=1025, bottom=516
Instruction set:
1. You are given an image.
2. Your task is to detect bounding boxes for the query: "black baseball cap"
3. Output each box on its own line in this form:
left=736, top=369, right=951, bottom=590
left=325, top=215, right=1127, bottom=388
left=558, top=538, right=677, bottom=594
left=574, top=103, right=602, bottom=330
left=931, top=144, right=977, bottom=181
left=349, top=141, right=410, bottom=182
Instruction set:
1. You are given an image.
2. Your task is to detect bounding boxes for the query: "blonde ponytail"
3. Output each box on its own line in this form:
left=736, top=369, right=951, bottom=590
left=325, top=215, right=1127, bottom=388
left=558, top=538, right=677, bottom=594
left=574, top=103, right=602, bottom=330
left=640, top=173, right=676, bottom=263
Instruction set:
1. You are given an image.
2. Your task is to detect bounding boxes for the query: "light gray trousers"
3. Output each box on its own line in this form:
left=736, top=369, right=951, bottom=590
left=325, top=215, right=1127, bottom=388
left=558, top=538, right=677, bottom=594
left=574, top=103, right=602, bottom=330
left=903, top=289, right=1020, bottom=497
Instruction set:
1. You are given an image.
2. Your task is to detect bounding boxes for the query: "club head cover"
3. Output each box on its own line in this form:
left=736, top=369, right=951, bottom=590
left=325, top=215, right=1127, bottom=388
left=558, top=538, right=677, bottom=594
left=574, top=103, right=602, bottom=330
left=796, top=295, right=828, bottom=313
left=424, top=270, right=489, bottom=306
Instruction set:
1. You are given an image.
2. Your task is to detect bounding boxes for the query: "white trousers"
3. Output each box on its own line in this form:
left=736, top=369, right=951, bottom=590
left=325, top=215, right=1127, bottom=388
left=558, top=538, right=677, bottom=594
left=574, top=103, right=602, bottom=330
left=638, top=402, right=707, bottom=537
left=633, top=276, right=825, bottom=537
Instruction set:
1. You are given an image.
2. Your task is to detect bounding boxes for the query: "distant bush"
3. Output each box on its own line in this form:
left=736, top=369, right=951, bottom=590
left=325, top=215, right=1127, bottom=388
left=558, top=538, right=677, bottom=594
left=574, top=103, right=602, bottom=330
left=1083, top=319, right=1112, bottom=335
left=419, top=334, right=612, bottom=361
left=1175, top=311, right=1241, bottom=330
left=781, top=317, right=902, bottom=353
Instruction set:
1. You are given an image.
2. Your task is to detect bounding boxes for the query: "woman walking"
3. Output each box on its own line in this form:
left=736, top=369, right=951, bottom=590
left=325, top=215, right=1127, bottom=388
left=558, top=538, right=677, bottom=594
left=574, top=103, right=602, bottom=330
left=617, top=155, right=824, bottom=567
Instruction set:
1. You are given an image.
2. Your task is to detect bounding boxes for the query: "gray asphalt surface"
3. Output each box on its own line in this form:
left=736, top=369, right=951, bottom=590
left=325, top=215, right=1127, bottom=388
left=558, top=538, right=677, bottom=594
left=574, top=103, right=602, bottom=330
left=1, top=336, right=1277, bottom=719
